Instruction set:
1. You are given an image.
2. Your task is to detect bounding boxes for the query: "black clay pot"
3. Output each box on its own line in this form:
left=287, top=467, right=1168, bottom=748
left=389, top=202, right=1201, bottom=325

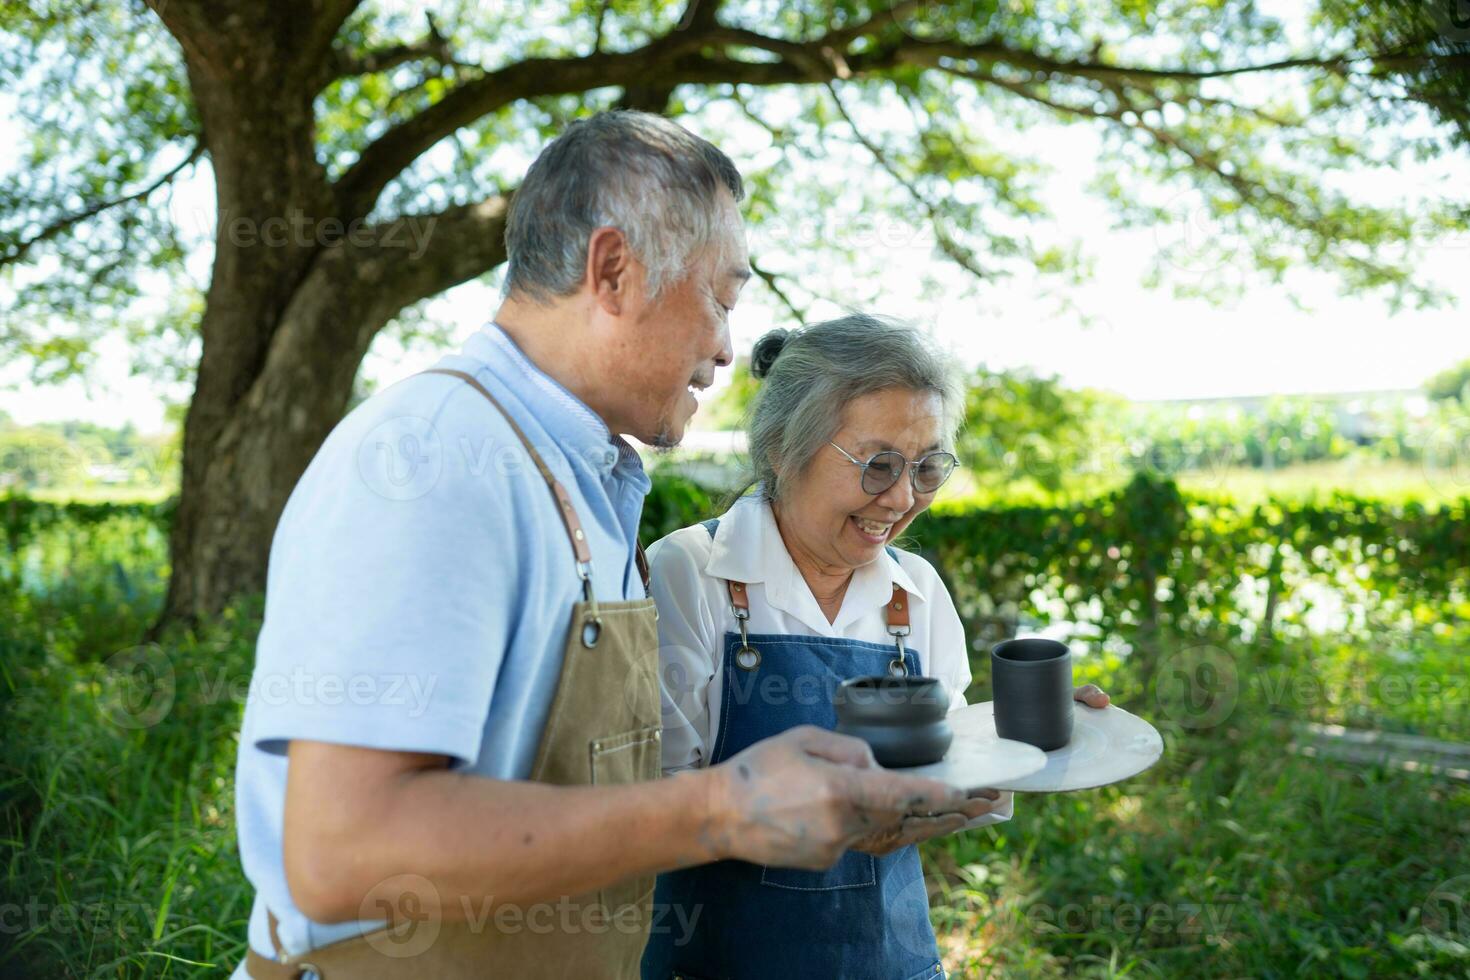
left=991, top=637, right=1074, bottom=751
left=833, top=675, right=953, bottom=768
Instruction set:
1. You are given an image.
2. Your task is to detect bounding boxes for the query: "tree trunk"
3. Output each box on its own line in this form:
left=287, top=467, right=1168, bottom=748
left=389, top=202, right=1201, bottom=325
left=150, top=2, right=512, bottom=628
left=157, top=197, right=511, bottom=628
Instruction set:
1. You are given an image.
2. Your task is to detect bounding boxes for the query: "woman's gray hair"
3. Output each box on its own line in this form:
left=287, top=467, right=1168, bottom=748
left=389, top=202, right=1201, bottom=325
left=503, top=110, right=744, bottom=302
left=745, top=313, right=967, bottom=502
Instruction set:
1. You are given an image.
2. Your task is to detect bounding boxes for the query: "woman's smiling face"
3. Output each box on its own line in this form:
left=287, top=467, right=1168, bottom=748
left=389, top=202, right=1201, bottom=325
left=775, top=387, right=947, bottom=572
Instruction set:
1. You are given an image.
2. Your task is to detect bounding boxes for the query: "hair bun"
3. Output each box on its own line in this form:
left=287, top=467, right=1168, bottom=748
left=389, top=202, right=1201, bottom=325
left=750, top=329, right=791, bottom=380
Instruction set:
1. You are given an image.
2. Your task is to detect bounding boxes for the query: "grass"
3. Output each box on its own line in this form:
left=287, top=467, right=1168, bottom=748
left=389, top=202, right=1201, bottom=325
left=938, top=458, right=1462, bottom=511
left=25, top=485, right=177, bottom=505
left=1, top=583, right=258, bottom=975
left=2, top=509, right=1468, bottom=977
left=922, top=633, right=1470, bottom=978
left=1176, top=459, right=1467, bottom=506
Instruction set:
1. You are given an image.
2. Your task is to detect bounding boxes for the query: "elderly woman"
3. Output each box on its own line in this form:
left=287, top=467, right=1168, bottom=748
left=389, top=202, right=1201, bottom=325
left=640, top=314, right=1110, bottom=980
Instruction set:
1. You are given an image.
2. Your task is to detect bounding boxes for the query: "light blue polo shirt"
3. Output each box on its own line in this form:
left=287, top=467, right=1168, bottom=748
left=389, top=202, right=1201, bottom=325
left=232, top=322, right=652, bottom=966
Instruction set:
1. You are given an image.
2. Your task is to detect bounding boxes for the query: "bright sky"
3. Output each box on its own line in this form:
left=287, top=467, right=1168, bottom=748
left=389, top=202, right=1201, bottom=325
left=3, top=32, right=1468, bottom=434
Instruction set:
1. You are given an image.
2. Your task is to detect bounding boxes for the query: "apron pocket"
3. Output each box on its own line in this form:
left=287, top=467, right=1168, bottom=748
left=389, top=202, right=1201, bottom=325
left=760, top=850, right=877, bottom=892
left=591, top=727, right=661, bottom=919
left=589, top=726, right=661, bottom=785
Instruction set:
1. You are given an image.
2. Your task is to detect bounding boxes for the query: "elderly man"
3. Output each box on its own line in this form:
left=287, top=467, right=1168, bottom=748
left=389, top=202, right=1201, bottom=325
left=232, top=111, right=969, bottom=978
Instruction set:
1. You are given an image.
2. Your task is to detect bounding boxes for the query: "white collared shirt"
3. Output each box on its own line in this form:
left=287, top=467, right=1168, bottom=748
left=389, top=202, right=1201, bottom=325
left=647, top=492, right=1013, bottom=827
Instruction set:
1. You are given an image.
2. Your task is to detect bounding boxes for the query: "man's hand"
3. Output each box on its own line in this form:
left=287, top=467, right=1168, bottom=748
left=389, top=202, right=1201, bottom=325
left=699, top=725, right=968, bottom=870
left=1074, top=683, right=1110, bottom=708
left=849, top=788, right=1008, bottom=855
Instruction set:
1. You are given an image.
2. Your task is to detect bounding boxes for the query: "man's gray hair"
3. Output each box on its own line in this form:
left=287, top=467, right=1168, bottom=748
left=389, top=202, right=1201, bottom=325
left=503, top=110, right=744, bottom=302
left=745, top=313, right=967, bottom=502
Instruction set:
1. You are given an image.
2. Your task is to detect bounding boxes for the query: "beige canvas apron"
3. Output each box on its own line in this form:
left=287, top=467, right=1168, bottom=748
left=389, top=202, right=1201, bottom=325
left=243, top=367, right=662, bottom=979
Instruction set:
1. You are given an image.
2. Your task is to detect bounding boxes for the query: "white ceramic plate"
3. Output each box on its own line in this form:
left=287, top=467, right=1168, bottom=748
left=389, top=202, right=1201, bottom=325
left=901, top=724, right=1047, bottom=792
left=945, top=701, right=1165, bottom=793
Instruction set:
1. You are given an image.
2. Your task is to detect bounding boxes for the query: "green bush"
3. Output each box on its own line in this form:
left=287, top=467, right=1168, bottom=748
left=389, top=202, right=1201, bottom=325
left=2, top=480, right=1468, bottom=976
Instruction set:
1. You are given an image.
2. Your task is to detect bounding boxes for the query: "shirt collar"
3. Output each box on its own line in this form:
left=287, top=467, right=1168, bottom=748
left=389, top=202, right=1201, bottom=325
left=706, top=491, right=927, bottom=627
left=472, top=321, right=648, bottom=489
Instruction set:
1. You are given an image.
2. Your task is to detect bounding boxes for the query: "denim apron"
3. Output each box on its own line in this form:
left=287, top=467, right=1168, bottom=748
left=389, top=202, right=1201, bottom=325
left=640, top=520, right=944, bottom=980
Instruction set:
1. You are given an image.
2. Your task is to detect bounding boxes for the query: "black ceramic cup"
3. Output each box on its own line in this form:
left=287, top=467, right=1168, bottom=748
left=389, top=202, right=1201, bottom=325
left=833, top=675, right=953, bottom=768
left=991, top=637, right=1074, bottom=751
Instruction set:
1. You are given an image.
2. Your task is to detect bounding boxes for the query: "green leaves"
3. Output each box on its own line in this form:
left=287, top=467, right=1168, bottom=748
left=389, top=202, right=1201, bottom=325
left=2, top=0, right=1466, bottom=397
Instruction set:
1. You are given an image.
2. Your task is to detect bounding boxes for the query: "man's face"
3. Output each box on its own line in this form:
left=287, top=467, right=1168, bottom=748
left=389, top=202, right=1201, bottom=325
left=611, top=191, right=749, bottom=447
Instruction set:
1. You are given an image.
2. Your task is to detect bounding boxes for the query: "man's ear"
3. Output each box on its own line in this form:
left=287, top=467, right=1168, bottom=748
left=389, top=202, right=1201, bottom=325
left=585, top=226, right=638, bottom=317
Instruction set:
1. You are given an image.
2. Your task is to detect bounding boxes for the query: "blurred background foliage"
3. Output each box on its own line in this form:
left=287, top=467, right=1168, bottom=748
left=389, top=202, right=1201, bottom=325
left=6, top=459, right=1470, bottom=975
left=3, top=0, right=1469, bottom=974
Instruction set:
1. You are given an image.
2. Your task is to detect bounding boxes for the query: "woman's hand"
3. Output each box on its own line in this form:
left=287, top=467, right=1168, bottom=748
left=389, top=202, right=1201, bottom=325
left=1074, top=683, right=1110, bottom=708
left=849, top=788, right=1010, bottom=856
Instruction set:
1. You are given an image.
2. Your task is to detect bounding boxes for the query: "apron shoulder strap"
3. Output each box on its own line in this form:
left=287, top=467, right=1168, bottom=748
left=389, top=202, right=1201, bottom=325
left=419, top=367, right=592, bottom=566
left=634, top=541, right=651, bottom=594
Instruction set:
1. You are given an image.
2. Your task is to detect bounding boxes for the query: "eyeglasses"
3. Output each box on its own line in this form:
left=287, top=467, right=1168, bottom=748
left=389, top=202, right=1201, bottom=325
left=829, top=442, right=958, bottom=496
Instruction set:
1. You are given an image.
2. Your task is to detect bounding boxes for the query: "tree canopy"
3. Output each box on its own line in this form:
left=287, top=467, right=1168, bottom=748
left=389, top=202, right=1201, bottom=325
left=0, top=0, right=1465, bottom=620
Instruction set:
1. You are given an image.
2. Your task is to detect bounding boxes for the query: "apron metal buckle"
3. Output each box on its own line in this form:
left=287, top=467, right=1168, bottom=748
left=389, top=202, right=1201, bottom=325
left=734, top=607, right=760, bottom=670
left=579, top=561, right=602, bottom=648
left=888, top=625, right=910, bottom=675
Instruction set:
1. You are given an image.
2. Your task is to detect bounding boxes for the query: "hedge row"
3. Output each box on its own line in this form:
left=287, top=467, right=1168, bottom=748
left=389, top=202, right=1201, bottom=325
left=7, top=473, right=1467, bottom=657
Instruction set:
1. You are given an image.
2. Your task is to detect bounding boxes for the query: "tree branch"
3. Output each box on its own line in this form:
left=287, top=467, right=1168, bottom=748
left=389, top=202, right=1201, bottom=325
left=677, top=0, right=723, bottom=33
left=255, top=195, right=513, bottom=411
left=0, top=141, right=205, bottom=269
left=942, top=63, right=1413, bottom=288
left=328, top=12, right=458, bottom=82
left=749, top=256, right=807, bottom=322
left=329, top=14, right=1466, bottom=225
left=333, top=33, right=810, bottom=220
left=908, top=38, right=1469, bottom=83
left=351, top=196, right=513, bottom=322
left=296, top=0, right=366, bottom=75
left=825, top=82, right=988, bottom=281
